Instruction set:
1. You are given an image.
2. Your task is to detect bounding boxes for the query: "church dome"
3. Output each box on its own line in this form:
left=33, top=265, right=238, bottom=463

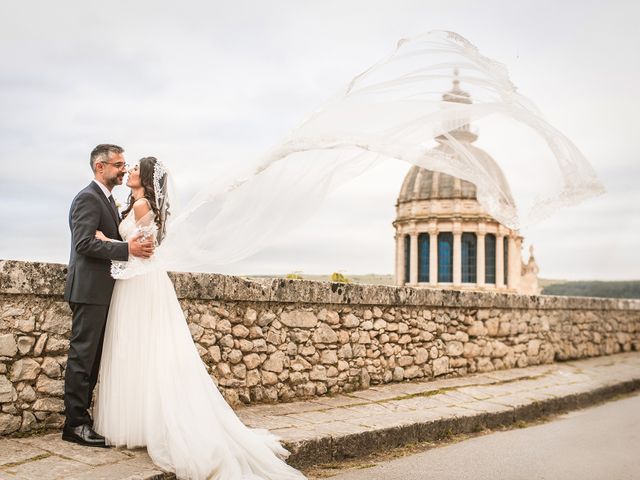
left=397, top=143, right=515, bottom=206
left=392, top=69, right=538, bottom=295
left=398, top=166, right=476, bottom=202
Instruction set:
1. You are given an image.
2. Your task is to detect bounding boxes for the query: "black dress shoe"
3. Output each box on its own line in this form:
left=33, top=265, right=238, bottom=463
left=62, top=423, right=108, bottom=448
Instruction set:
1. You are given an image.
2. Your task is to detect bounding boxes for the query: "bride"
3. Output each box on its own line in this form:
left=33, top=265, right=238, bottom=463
left=93, top=156, right=306, bottom=480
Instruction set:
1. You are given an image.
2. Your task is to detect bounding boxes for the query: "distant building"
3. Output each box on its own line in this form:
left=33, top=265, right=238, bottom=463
left=393, top=70, right=541, bottom=294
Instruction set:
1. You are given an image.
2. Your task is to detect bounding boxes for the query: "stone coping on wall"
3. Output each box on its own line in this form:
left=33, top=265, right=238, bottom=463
left=2, top=259, right=639, bottom=311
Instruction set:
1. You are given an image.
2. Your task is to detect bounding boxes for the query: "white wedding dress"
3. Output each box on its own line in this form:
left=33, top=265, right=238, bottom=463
left=94, top=210, right=306, bottom=480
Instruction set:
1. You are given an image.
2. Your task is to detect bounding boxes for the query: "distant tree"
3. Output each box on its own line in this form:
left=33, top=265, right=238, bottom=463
left=285, top=273, right=303, bottom=280
left=543, top=280, right=640, bottom=299
left=330, top=272, right=351, bottom=283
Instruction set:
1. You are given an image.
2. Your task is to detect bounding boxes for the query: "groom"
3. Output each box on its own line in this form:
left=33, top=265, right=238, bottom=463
left=62, top=144, right=154, bottom=447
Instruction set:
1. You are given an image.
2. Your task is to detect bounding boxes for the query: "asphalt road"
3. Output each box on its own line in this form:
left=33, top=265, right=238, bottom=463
left=327, top=392, right=640, bottom=480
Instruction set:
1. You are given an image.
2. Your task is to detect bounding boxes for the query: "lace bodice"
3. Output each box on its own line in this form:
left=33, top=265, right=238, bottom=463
left=118, top=210, right=136, bottom=241
left=119, top=210, right=158, bottom=242
left=111, top=210, right=159, bottom=279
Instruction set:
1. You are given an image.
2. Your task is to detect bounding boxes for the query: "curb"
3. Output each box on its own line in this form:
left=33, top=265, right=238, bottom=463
left=283, top=378, right=640, bottom=468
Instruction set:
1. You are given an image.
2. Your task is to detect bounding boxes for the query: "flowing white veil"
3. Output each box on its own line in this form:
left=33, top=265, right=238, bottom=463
left=157, top=30, right=604, bottom=273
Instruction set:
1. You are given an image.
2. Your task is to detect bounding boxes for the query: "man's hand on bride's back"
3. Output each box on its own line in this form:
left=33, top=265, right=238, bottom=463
left=128, top=232, right=154, bottom=258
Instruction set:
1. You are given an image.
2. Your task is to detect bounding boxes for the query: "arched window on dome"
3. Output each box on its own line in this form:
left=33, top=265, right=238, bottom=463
left=404, top=235, right=410, bottom=284
left=438, top=232, right=453, bottom=282
left=504, top=236, right=508, bottom=286
left=418, top=233, right=429, bottom=282
left=485, top=234, right=496, bottom=284
left=461, top=233, right=477, bottom=283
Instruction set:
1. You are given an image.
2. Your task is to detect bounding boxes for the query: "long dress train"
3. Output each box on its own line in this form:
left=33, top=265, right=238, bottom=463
left=94, top=210, right=306, bottom=480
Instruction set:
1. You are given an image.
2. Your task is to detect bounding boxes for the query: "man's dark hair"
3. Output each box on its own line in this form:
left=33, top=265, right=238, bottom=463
left=90, top=144, right=124, bottom=172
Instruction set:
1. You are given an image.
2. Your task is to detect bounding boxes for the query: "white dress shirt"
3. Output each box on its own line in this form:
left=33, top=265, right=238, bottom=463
left=92, top=179, right=128, bottom=250
left=92, top=179, right=113, bottom=199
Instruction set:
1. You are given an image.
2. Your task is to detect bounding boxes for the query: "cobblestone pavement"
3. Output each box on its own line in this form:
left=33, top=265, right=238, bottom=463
left=1, top=352, right=639, bottom=479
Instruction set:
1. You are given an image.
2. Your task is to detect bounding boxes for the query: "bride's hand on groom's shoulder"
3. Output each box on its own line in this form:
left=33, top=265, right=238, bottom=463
left=128, top=232, right=154, bottom=259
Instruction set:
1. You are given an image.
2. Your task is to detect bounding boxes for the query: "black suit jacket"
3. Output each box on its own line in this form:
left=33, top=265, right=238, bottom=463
left=64, top=181, right=129, bottom=305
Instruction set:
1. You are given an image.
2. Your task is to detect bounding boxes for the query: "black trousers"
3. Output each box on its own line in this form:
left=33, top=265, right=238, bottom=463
left=64, top=302, right=109, bottom=427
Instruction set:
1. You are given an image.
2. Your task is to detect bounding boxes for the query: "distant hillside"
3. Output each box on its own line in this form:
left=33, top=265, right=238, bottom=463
left=246, top=275, right=640, bottom=300
left=247, top=274, right=397, bottom=286
left=541, top=280, right=640, bottom=300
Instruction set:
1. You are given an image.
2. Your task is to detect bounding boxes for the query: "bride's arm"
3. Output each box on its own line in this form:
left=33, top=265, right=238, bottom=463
left=133, top=199, right=158, bottom=246
left=133, top=198, right=152, bottom=221
left=95, top=230, right=113, bottom=242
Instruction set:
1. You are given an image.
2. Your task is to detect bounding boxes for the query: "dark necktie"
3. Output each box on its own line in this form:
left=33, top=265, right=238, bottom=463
left=108, top=195, right=119, bottom=220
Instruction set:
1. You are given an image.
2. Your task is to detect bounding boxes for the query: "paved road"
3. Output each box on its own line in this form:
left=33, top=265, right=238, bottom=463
left=328, top=393, right=640, bottom=480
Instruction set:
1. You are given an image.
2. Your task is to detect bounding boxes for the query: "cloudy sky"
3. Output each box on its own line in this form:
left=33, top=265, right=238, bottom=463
left=1, top=0, right=638, bottom=280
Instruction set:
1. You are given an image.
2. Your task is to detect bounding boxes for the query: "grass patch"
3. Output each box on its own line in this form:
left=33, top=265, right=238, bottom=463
left=2, top=453, right=51, bottom=468
left=10, top=424, right=52, bottom=438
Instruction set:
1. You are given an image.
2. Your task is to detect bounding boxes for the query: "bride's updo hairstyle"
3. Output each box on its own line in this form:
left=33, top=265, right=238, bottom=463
left=122, top=156, right=169, bottom=244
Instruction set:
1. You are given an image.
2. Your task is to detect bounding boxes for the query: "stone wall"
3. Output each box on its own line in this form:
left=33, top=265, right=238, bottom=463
left=1, top=259, right=639, bottom=436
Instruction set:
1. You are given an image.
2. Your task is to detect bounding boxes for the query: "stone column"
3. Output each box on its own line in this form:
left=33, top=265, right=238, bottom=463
left=477, top=231, right=485, bottom=288
left=395, top=233, right=404, bottom=286
left=453, top=222, right=462, bottom=286
left=496, top=232, right=505, bottom=289
left=409, top=232, right=418, bottom=285
left=429, top=228, right=438, bottom=286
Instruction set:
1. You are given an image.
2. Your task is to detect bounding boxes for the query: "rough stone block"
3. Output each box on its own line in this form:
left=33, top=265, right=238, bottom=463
left=485, top=318, right=499, bottom=336
left=32, top=397, right=64, bottom=413
left=433, top=356, right=449, bottom=376
left=262, top=371, right=278, bottom=386
left=342, top=314, right=360, bottom=328
left=40, top=304, right=71, bottom=335
left=44, top=336, right=69, bottom=353
left=463, top=342, right=481, bottom=358
left=312, top=324, right=338, bottom=344
left=527, top=339, right=542, bottom=356
left=468, top=321, right=487, bottom=337
left=243, top=353, right=262, bottom=370
left=35, top=375, right=64, bottom=396
left=263, top=351, right=285, bottom=373
left=0, top=414, right=21, bottom=435
left=414, top=348, right=429, bottom=365
left=492, top=341, right=509, bottom=358
left=477, top=357, right=495, bottom=372
left=392, top=367, right=404, bottom=381
left=320, top=350, right=338, bottom=365
left=281, top=311, right=318, bottom=329
left=446, top=341, right=464, bottom=357
left=9, top=359, right=41, bottom=382
left=0, top=375, right=16, bottom=403
left=0, top=335, right=18, bottom=357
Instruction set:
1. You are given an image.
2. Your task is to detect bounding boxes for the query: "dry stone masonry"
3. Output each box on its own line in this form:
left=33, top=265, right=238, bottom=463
left=1, top=259, right=639, bottom=436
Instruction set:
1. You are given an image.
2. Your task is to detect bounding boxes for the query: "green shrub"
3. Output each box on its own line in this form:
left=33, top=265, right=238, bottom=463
left=330, top=272, right=351, bottom=283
